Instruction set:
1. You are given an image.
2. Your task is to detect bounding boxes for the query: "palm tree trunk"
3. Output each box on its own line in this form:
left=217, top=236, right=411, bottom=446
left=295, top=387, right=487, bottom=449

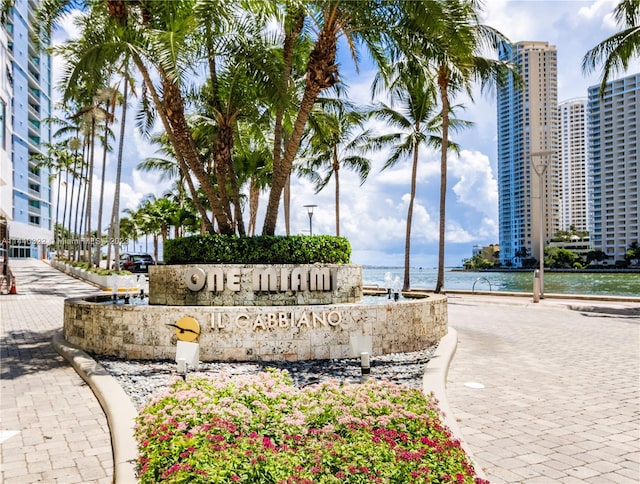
left=85, top=118, right=96, bottom=268
left=153, top=233, right=158, bottom=262
left=263, top=19, right=339, bottom=235
left=61, top=165, right=70, bottom=256
left=132, top=55, right=216, bottom=234
left=54, top=168, right=62, bottom=254
left=74, top=144, right=88, bottom=262
left=403, top=136, right=420, bottom=292
left=160, top=75, right=233, bottom=234
left=333, top=146, right=340, bottom=237
left=273, top=12, right=304, bottom=237
left=111, top=79, right=129, bottom=271
left=248, top=176, right=259, bottom=236
left=67, top=150, right=79, bottom=259
left=96, top=101, right=113, bottom=268
left=263, top=85, right=324, bottom=235
left=213, top=119, right=245, bottom=234
left=284, top=173, right=291, bottom=235
left=435, top=72, right=450, bottom=294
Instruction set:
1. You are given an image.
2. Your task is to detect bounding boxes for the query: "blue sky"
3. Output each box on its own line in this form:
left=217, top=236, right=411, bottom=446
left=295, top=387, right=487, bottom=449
left=51, top=1, right=639, bottom=267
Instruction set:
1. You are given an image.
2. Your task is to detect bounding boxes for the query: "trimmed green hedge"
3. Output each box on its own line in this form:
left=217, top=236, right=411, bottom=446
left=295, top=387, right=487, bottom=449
left=164, top=235, right=351, bottom=264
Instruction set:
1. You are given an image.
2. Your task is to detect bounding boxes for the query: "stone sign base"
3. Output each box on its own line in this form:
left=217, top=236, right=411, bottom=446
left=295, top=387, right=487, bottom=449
left=63, top=295, right=448, bottom=362
left=148, top=264, right=363, bottom=306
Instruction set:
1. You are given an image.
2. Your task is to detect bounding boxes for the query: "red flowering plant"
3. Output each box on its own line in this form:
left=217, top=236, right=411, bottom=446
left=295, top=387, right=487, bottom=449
left=135, top=369, right=488, bottom=483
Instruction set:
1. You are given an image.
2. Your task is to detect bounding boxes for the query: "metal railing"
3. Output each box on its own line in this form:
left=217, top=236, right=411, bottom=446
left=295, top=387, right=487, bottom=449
left=472, top=277, right=493, bottom=293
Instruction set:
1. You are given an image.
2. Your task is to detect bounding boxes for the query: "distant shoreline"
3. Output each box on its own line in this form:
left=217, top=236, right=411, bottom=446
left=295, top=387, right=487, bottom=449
left=453, top=268, right=640, bottom=274
left=363, top=265, right=640, bottom=274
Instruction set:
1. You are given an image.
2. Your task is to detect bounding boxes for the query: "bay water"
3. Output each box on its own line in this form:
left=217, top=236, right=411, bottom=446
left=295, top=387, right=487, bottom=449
left=362, top=267, right=640, bottom=298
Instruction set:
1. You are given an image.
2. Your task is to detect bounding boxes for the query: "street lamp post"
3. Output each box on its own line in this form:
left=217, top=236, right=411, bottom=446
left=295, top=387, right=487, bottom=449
left=304, top=205, right=317, bottom=236
left=530, top=150, right=554, bottom=301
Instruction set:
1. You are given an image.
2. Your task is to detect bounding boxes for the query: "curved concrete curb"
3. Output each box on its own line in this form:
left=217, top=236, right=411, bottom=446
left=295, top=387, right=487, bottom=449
left=51, top=325, right=479, bottom=482
left=423, top=327, right=486, bottom=480
left=53, top=332, right=138, bottom=484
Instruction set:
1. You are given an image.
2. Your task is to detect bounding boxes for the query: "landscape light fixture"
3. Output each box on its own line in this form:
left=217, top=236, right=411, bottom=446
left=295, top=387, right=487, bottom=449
left=304, top=204, right=317, bottom=236
left=530, top=149, right=554, bottom=301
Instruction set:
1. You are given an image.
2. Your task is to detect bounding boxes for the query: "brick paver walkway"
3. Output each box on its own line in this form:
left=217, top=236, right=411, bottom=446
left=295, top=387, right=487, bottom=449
left=2, top=260, right=639, bottom=484
left=1, top=259, right=113, bottom=483
left=446, top=294, right=640, bottom=483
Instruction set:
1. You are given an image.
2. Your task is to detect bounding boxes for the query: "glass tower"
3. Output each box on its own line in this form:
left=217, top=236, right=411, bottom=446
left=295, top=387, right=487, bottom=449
left=587, top=74, right=639, bottom=264
left=559, top=98, right=588, bottom=232
left=0, top=0, right=53, bottom=258
left=497, top=41, right=559, bottom=267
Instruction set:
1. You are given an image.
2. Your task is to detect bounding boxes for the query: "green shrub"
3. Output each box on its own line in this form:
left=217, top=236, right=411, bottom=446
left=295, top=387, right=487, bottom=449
left=135, top=370, right=487, bottom=484
left=164, top=235, right=351, bottom=265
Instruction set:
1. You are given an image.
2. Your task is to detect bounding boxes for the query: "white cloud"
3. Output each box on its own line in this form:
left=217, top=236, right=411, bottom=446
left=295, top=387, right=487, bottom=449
left=449, top=150, right=498, bottom=219
left=445, top=222, right=474, bottom=244
left=480, top=0, right=540, bottom=41
left=577, top=0, right=617, bottom=21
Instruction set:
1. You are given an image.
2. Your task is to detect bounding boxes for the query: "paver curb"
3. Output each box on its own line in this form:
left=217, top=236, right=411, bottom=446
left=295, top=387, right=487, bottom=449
left=423, top=327, right=486, bottom=480
left=52, top=332, right=138, bottom=484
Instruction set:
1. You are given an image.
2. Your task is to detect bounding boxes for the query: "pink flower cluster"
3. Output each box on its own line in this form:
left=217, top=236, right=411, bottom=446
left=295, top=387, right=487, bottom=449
left=134, top=370, right=486, bottom=483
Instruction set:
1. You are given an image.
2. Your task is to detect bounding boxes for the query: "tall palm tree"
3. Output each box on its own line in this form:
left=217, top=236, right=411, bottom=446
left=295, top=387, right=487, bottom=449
left=232, top=122, right=273, bottom=237
left=301, top=99, right=372, bottom=236
left=45, top=109, right=84, bottom=258
left=109, top=76, right=132, bottom=270
left=95, top=86, right=118, bottom=266
left=398, top=0, right=513, bottom=293
left=583, top=0, right=640, bottom=94
left=118, top=216, right=138, bottom=254
left=32, top=142, right=76, bottom=255
left=369, top=62, right=468, bottom=291
left=261, top=1, right=396, bottom=235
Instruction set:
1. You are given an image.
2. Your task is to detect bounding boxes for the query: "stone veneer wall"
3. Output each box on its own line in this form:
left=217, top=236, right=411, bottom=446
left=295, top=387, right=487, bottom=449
left=148, top=264, right=362, bottom=306
left=63, top=295, right=448, bottom=362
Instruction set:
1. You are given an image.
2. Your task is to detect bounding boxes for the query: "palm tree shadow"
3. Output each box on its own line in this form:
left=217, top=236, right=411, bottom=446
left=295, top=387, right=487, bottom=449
left=0, top=328, right=70, bottom=380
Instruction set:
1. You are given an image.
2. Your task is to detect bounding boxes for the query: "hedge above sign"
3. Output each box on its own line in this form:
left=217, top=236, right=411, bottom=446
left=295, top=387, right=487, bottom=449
left=148, top=264, right=363, bottom=307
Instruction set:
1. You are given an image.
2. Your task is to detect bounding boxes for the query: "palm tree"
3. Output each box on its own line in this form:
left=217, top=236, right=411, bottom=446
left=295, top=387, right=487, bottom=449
left=369, top=62, right=468, bottom=291
left=397, top=0, right=513, bottom=293
left=95, top=86, right=118, bottom=266
left=118, top=216, right=138, bottom=255
left=583, top=0, right=640, bottom=94
left=261, top=1, right=395, bottom=235
left=232, top=123, right=273, bottom=237
left=108, top=75, right=132, bottom=270
left=301, top=99, right=372, bottom=236
left=32, top=142, right=76, bottom=255
left=142, top=195, right=177, bottom=259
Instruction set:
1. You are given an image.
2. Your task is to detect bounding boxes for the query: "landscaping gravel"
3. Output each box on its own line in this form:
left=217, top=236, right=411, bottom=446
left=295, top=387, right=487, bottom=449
left=95, top=345, right=438, bottom=410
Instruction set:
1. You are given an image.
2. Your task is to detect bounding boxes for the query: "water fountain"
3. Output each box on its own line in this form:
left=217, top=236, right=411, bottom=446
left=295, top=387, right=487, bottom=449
left=63, top=263, right=447, bottom=362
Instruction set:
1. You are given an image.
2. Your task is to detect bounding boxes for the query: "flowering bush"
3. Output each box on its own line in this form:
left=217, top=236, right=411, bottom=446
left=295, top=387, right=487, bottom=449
left=135, top=370, right=487, bottom=483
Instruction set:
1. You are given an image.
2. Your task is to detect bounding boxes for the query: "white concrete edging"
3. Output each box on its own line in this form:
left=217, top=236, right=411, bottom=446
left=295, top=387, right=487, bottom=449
left=52, top=325, right=477, bottom=483
left=52, top=333, right=138, bottom=484
left=422, top=327, right=486, bottom=480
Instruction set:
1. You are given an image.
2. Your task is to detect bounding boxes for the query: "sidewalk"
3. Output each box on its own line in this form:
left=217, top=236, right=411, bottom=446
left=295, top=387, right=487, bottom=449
left=446, top=293, right=640, bottom=483
left=0, top=259, right=113, bottom=484
left=2, top=260, right=638, bottom=483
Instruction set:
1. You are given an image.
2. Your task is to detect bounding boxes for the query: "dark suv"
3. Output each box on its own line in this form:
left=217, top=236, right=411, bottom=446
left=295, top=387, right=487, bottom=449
left=117, top=253, right=156, bottom=273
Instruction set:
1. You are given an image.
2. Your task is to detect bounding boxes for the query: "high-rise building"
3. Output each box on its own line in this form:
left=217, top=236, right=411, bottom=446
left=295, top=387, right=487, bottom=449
left=587, top=73, right=639, bottom=264
left=0, top=0, right=53, bottom=258
left=497, top=41, right=559, bottom=267
left=558, top=98, right=588, bottom=232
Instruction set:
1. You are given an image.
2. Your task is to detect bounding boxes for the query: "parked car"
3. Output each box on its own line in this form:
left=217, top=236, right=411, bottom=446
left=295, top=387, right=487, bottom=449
left=113, top=253, right=156, bottom=273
